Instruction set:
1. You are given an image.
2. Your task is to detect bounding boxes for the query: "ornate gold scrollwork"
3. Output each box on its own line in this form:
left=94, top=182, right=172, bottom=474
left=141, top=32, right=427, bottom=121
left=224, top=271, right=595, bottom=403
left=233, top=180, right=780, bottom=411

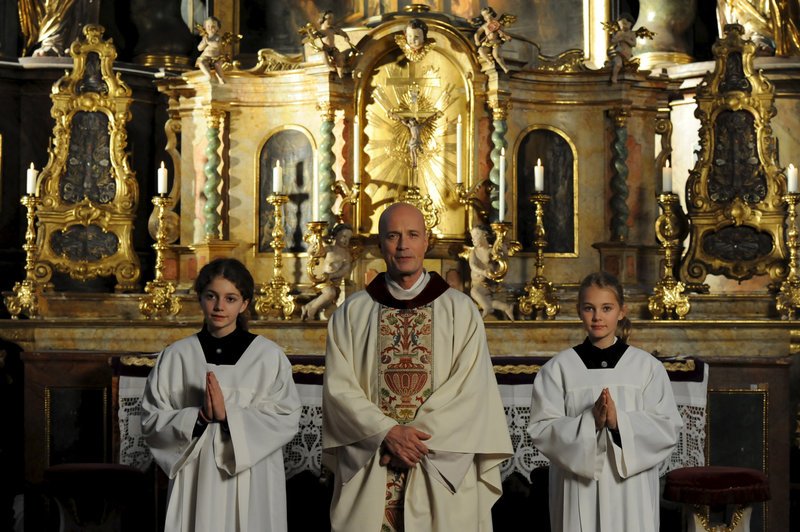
left=679, top=23, right=787, bottom=285
left=33, top=25, right=140, bottom=291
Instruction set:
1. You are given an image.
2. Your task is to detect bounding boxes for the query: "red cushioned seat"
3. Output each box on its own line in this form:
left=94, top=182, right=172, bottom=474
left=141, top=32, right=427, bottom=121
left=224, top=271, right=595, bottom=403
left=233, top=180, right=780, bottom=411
left=664, top=466, right=770, bottom=507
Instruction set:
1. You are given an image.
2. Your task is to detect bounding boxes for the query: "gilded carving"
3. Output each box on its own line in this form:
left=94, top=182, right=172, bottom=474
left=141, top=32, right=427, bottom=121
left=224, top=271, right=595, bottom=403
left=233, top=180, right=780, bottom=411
left=33, top=25, right=140, bottom=291
left=680, top=24, right=787, bottom=284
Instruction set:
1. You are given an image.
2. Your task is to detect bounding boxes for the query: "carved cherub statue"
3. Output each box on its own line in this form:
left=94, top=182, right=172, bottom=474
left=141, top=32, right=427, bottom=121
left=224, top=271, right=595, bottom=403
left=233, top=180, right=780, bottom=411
left=602, top=14, right=655, bottom=84
left=299, top=10, right=359, bottom=78
left=471, top=7, right=515, bottom=73
left=395, top=18, right=435, bottom=62
left=301, top=224, right=355, bottom=320
left=195, top=16, right=240, bottom=84
left=467, top=225, right=515, bottom=320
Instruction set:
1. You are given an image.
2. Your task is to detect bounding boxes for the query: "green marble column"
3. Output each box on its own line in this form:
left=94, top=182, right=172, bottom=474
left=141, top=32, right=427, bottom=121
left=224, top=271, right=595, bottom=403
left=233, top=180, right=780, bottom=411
left=318, top=103, right=336, bottom=226
left=609, top=109, right=630, bottom=242
left=203, top=110, right=223, bottom=240
left=489, top=103, right=508, bottom=223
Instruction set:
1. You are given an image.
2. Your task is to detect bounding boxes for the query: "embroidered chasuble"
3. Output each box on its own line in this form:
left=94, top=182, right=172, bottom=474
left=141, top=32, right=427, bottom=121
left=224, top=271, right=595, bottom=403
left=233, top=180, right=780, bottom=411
left=323, top=272, right=513, bottom=532
left=378, top=303, right=434, bottom=531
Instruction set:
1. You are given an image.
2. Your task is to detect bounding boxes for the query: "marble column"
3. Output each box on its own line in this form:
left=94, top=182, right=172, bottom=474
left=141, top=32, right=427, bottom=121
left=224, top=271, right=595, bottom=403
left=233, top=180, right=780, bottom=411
left=203, top=109, right=224, bottom=240
left=489, top=100, right=509, bottom=223
left=317, top=102, right=336, bottom=226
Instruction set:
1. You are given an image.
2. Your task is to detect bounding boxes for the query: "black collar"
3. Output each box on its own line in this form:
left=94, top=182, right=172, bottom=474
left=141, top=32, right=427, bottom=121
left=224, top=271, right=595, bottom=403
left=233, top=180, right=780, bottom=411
left=366, top=272, right=450, bottom=309
left=573, top=337, right=629, bottom=369
left=197, top=325, right=257, bottom=365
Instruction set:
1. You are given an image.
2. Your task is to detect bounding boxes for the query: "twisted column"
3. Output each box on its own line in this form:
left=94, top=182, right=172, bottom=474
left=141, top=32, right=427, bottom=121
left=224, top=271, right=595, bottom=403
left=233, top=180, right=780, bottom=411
left=609, top=108, right=630, bottom=242
left=489, top=101, right=509, bottom=223
left=203, top=109, right=225, bottom=239
left=318, top=102, right=336, bottom=225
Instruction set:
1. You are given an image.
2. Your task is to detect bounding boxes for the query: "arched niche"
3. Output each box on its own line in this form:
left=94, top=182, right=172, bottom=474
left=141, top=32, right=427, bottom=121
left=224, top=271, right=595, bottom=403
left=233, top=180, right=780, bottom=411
left=515, top=127, right=577, bottom=255
left=353, top=16, right=484, bottom=239
left=257, top=127, right=315, bottom=253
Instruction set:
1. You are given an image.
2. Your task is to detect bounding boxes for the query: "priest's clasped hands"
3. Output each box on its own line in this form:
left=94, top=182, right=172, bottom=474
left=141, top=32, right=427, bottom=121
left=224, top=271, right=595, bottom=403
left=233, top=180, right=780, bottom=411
left=200, top=371, right=227, bottom=423
left=380, top=425, right=432, bottom=469
left=592, top=387, right=618, bottom=431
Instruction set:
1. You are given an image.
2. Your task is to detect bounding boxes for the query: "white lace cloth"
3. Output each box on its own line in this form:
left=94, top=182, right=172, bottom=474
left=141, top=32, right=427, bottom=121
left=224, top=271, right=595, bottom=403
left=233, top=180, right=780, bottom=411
left=119, top=366, right=707, bottom=481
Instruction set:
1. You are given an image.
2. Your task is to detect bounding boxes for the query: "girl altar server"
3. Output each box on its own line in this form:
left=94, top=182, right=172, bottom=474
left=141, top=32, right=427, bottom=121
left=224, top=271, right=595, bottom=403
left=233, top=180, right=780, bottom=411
left=528, top=271, right=682, bottom=531
left=142, top=258, right=301, bottom=531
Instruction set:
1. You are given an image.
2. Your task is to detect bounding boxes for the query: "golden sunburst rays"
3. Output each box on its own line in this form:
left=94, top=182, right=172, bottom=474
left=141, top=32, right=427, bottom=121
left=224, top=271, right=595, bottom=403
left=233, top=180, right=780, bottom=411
left=363, top=75, right=460, bottom=219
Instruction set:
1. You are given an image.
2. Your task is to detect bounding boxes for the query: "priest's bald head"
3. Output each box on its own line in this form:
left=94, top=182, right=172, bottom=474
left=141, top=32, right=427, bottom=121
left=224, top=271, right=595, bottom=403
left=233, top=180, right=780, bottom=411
left=378, top=202, right=429, bottom=289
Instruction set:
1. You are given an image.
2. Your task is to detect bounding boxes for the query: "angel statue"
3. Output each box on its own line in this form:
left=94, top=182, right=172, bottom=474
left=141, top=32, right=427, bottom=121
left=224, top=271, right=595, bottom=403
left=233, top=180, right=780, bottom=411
left=467, top=225, right=515, bottom=320
left=602, top=14, right=655, bottom=84
left=299, top=10, right=360, bottom=78
left=195, top=16, right=240, bottom=84
left=301, top=224, right=354, bottom=320
left=389, top=109, right=443, bottom=169
left=395, top=18, right=435, bottom=62
left=471, top=6, right=515, bottom=73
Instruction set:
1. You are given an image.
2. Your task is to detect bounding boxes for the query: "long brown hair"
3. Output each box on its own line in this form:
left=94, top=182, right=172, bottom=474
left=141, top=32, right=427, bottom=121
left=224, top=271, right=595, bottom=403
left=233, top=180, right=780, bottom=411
left=577, top=271, right=631, bottom=342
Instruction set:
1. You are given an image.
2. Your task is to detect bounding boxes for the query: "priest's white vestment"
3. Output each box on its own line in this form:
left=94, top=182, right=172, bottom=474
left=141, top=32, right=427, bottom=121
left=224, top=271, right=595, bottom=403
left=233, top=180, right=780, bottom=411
left=322, top=272, right=513, bottom=532
left=528, top=345, right=682, bottom=532
left=141, top=335, right=301, bottom=532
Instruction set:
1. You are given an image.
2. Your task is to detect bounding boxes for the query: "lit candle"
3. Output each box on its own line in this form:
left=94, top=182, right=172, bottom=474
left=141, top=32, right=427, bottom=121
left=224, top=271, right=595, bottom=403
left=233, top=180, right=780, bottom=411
left=456, top=115, right=463, bottom=185
left=353, top=115, right=360, bottom=184
left=312, top=151, right=319, bottom=220
left=26, top=163, right=38, bottom=196
left=789, top=163, right=798, bottom=193
left=499, top=147, right=506, bottom=221
left=662, top=160, right=673, bottom=193
left=534, top=158, right=544, bottom=192
left=157, top=161, right=168, bottom=195
left=273, top=160, right=282, bottom=194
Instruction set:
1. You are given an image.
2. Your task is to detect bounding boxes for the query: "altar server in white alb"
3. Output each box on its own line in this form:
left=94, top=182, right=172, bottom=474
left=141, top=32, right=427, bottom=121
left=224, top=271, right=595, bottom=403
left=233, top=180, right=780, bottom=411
left=322, top=202, right=513, bottom=531
left=528, top=271, right=682, bottom=532
left=142, top=258, right=301, bottom=532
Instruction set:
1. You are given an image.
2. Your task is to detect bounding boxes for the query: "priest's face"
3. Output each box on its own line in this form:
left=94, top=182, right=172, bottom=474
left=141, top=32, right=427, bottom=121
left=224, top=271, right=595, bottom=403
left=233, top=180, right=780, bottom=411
left=578, top=284, right=626, bottom=349
left=379, top=203, right=428, bottom=289
left=199, top=275, right=250, bottom=338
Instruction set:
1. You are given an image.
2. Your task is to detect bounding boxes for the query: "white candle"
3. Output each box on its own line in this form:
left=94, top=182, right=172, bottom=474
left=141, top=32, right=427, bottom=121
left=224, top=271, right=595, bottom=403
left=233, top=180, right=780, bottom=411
left=788, top=163, right=798, bottom=193
left=312, top=151, right=319, bottom=220
left=456, top=115, right=463, bottom=184
left=353, top=115, right=360, bottom=184
left=534, top=158, right=544, bottom=192
left=157, top=161, right=168, bottom=195
left=499, top=147, right=506, bottom=221
left=273, top=160, right=282, bottom=194
left=662, top=160, right=673, bottom=193
left=26, top=163, right=38, bottom=196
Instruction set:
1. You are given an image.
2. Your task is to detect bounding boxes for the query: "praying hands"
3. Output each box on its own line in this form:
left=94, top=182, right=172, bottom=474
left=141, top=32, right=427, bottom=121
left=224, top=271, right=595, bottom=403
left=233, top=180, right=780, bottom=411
left=592, top=387, right=618, bottom=431
left=202, top=371, right=227, bottom=422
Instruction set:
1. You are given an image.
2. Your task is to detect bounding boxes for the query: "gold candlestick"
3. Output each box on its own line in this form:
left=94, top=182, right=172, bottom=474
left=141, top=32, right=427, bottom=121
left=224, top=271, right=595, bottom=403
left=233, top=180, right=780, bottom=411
left=776, top=192, right=800, bottom=319
left=518, top=193, right=560, bottom=319
left=332, top=180, right=360, bottom=224
left=485, top=222, right=521, bottom=282
left=5, top=194, right=44, bottom=319
left=649, top=192, right=691, bottom=319
left=140, top=195, right=182, bottom=319
left=255, top=194, right=295, bottom=319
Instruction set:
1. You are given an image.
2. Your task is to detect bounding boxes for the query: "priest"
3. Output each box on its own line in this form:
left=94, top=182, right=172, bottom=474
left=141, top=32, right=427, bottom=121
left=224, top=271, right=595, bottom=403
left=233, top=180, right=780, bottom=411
left=322, top=202, right=513, bottom=531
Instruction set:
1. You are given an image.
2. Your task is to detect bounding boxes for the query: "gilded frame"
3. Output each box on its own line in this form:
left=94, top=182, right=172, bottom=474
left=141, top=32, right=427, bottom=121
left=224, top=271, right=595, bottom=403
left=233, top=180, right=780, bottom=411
left=679, top=24, right=787, bottom=285
left=33, top=25, right=140, bottom=291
